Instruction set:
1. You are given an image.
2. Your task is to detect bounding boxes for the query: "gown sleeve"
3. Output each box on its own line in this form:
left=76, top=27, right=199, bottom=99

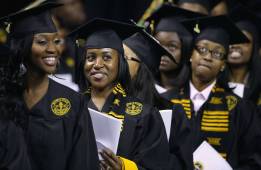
left=168, top=103, right=193, bottom=170
left=0, top=121, right=31, bottom=170
left=232, top=100, right=261, bottom=170
left=67, top=96, right=99, bottom=170
left=118, top=105, right=171, bottom=170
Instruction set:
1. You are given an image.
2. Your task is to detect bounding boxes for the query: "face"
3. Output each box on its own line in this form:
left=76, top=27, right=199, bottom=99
left=179, top=2, right=208, bottom=15
left=123, top=44, right=140, bottom=79
left=228, top=30, right=253, bottom=66
left=155, top=31, right=181, bottom=72
left=29, top=33, right=64, bottom=75
left=191, top=40, right=226, bottom=83
left=84, top=48, right=119, bottom=90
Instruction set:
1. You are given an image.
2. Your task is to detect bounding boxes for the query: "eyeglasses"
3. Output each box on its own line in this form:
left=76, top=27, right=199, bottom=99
left=195, top=45, right=226, bottom=60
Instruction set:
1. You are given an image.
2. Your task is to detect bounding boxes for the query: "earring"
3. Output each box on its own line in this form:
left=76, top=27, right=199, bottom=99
left=19, top=63, right=27, bottom=76
left=190, top=58, right=192, bottom=62
left=220, top=66, right=225, bottom=72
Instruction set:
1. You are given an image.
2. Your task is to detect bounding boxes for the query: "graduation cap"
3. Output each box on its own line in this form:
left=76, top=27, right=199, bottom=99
left=177, top=0, right=210, bottom=12
left=6, top=2, right=62, bottom=38
left=123, top=29, right=176, bottom=74
left=145, top=3, right=204, bottom=35
left=181, top=15, right=249, bottom=50
left=68, top=18, right=143, bottom=55
left=229, top=4, right=261, bottom=43
left=0, top=0, right=32, bottom=19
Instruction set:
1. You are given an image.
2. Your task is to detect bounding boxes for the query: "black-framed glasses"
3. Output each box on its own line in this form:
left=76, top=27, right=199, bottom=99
left=195, top=45, right=226, bottom=60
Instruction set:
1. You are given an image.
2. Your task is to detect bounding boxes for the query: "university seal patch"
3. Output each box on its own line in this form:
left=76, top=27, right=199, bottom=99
left=125, top=102, right=142, bottom=115
left=51, top=98, right=71, bottom=116
left=226, top=96, right=237, bottom=111
left=194, top=161, right=204, bottom=170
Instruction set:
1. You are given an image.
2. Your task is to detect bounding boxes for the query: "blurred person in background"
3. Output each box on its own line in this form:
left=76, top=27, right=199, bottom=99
left=225, top=4, right=261, bottom=104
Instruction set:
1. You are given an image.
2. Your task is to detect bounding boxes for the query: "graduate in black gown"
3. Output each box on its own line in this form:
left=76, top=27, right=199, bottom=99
left=145, top=3, right=202, bottom=94
left=170, top=15, right=261, bottom=169
left=123, top=29, right=175, bottom=109
left=71, top=18, right=171, bottom=170
left=0, top=43, right=31, bottom=170
left=225, top=4, right=261, bottom=105
left=123, top=30, right=193, bottom=170
left=7, top=2, right=99, bottom=170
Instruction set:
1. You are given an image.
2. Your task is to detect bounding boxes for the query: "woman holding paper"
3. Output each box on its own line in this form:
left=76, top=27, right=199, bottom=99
left=72, top=18, right=171, bottom=170
left=169, top=15, right=261, bottom=169
left=123, top=31, right=193, bottom=170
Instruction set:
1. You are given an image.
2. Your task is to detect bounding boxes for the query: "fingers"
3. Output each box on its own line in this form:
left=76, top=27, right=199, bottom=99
left=100, top=160, right=108, bottom=170
left=100, top=149, right=122, bottom=170
left=103, top=148, right=119, bottom=162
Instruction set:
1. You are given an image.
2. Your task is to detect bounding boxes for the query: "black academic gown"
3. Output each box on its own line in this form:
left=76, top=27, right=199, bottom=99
left=167, top=83, right=261, bottom=169
left=87, top=84, right=171, bottom=170
left=0, top=120, right=31, bottom=170
left=25, top=79, right=99, bottom=170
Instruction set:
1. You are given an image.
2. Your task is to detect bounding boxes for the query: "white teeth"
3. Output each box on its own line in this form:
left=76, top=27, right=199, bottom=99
left=93, top=73, right=104, bottom=79
left=43, top=57, right=56, bottom=65
left=230, top=51, right=241, bottom=58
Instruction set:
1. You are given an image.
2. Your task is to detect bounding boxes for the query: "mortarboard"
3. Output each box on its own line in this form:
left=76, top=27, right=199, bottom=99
left=145, top=3, right=204, bottom=35
left=6, top=2, right=62, bottom=38
left=229, top=4, right=261, bottom=43
left=123, top=29, right=176, bottom=74
left=181, top=15, right=249, bottom=50
left=0, top=0, right=32, bottom=19
left=68, top=18, right=143, bottom=55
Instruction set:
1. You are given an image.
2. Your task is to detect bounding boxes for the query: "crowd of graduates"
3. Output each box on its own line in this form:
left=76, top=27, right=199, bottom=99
left=0, top=0, right=261, bottom=170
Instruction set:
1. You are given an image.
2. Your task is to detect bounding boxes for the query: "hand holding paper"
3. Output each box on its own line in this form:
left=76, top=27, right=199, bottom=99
left=88, top=108, right=122, bottom=159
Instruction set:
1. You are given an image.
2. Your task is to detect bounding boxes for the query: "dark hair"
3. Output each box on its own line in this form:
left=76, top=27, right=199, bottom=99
left=76, top=48, right=131, bottom=93
left=0, top=47, right=26, bottom=128
left=8, top=34, right=34, bottom=71
left=129, top=63, right=172, bottom=109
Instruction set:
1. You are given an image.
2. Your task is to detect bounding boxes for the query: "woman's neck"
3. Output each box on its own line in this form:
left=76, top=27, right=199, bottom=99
left=24, top=71, right=49, bottom=109
left=91, top=85, right=114, bottom=111
left=229, top=65, right=249, bottom=84
left=191, top=75, right=215, bottom=92
left=25, top=71, right=48, bottom=91
left=160, top=70, right=179, bottom=90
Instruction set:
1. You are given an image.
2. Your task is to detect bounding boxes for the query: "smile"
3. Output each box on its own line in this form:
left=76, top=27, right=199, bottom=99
left=42, top=56, right=57, bottom=66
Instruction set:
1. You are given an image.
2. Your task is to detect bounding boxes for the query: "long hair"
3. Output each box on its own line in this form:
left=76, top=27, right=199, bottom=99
left=76, top=47, right=131, bottom=93
left=130, top=63, right=172, bottom=109
left=0, top=46, right=26, bottom=128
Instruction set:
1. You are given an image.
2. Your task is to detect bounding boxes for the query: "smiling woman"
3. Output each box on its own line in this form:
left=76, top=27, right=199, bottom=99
left=84, top=48, right=119, bottom=91
left=7, top=2, right=99, bottom=170
left=72, top=18, right=172, bottom=170
left=29, top=33, right=64, bottom=75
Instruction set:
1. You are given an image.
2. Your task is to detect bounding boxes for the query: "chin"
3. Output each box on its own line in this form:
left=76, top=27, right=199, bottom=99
left=90, top=82, right=107, bottom=90
left=45, top=69, right=57, bottom=75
